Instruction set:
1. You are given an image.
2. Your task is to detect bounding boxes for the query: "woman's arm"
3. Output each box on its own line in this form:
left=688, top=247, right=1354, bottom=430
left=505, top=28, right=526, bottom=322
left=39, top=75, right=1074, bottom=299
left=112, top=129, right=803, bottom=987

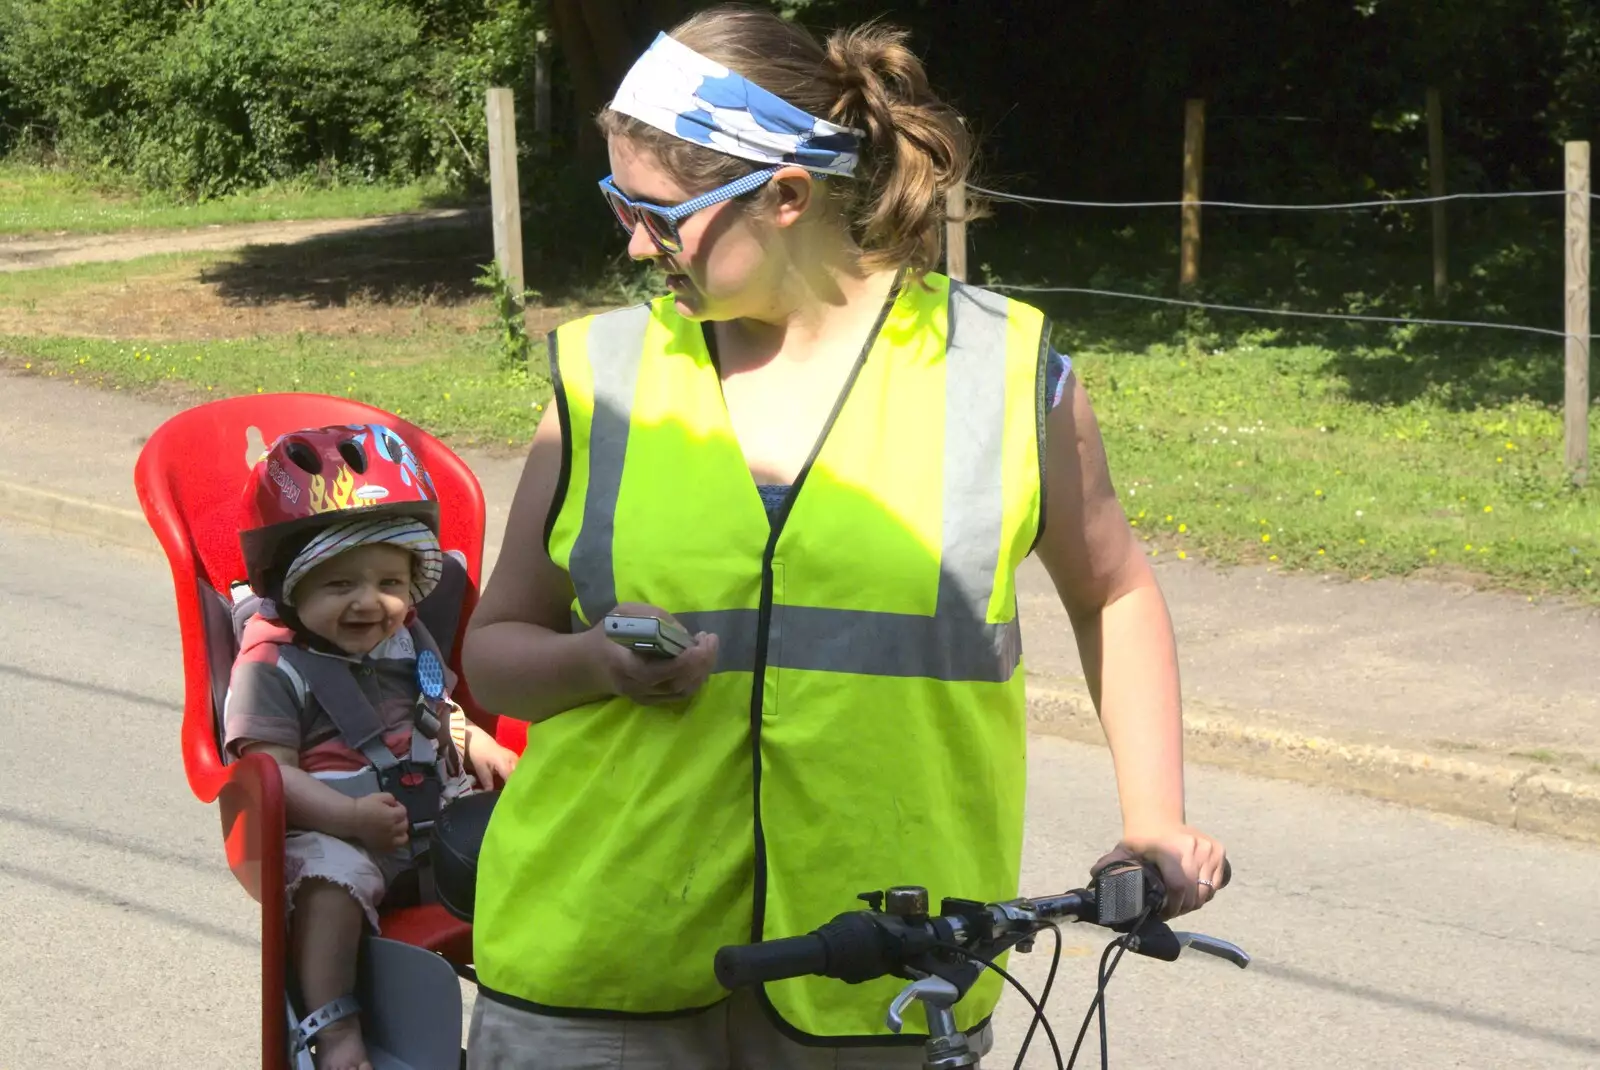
left=1032, top=371, right=1225, bottom=916
left=462, top=406, right=615, bottom=722
left=462, top=405, right=720, bottom=723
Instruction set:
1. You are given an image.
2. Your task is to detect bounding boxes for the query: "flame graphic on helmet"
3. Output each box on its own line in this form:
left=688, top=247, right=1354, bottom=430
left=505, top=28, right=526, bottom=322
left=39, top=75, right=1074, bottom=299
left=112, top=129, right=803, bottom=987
left=307, top=465, right=367, bottom=514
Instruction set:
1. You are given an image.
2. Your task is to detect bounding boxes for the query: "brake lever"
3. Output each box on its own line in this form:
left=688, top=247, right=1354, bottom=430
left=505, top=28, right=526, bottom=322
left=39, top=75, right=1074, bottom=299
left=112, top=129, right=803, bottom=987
left=886, top=976, right=961, bottom=1033
left=1122, top=920, right=1251, bottom=968
left=1173, top=931, right=1251, bottom=968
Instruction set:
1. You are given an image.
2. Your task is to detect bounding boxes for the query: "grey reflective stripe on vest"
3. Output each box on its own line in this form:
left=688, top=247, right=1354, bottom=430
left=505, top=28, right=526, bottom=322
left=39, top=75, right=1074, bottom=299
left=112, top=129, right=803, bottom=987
left=572, top=286, right=1031, bottom=684
left=675, top=606, right=1016, bottom=681
left=932, top=281, right=1019, bottom=681
left=568, top=304, right=653, bottom=626
left=677, top=609, right=759, bottom=674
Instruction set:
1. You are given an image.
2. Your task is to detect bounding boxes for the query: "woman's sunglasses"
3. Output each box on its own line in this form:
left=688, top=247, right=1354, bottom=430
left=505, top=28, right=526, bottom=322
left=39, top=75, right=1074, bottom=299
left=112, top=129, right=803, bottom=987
left=598, top=168, right=781, bottom=255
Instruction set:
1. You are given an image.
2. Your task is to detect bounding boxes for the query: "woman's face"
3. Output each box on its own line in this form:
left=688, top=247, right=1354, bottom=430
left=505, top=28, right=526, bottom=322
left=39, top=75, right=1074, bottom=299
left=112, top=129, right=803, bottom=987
left=606, top=136, right=789, bottom=323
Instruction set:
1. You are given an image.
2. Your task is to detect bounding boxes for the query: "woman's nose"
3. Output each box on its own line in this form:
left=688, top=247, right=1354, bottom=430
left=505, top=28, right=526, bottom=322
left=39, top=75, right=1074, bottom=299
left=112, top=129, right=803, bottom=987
left=627, top=221, right=662, bottom=261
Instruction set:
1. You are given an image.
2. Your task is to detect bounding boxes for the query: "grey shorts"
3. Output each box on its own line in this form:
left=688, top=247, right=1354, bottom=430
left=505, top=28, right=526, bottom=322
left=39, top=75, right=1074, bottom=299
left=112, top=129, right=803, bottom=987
left=466, top=987, right=994, bottom=1069
left=284, top=830, right=408, bottom=931
left=285, top=775, right=476, bottom=930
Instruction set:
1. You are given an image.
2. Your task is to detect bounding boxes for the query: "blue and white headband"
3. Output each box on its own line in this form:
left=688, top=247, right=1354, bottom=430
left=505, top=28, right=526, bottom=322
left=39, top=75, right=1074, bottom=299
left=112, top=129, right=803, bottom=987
left=609, top=32, right=864, bottom=179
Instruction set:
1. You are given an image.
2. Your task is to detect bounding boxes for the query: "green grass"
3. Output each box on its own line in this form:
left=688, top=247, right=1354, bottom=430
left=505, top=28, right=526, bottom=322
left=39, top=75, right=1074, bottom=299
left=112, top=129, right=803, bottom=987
left=0, top=162, right=461, bottom=237
left=4, top=193, right=1599, bottom=597
left=9, top=315, right=1597, bottom=597
left=1076, top=330, right=1600, bottom=597
left=0, top=330, right=551, bottom=448
left=964, top=201, right=1600, bottom=597
left=0, top=251, right=223, bottom=300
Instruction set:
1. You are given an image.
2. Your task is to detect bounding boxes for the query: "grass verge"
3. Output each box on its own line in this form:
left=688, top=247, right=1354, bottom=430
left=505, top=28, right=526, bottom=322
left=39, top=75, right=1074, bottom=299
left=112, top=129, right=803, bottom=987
left=0, top=331, right=551, bottom=448
left=0, top=162, right=461, bottom=237
left=0, top=250, right=225, bottom=299
left=4, top=197, right=1598, bottom=597
left=1076, top=330, right=1600, bottom=598
left=9, top=319, right=1598, bottom=597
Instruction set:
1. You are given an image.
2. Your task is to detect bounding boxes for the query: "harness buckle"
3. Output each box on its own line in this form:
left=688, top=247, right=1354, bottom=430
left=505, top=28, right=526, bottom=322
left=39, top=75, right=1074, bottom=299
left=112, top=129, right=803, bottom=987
left=380, top=761, right=443, bottom=829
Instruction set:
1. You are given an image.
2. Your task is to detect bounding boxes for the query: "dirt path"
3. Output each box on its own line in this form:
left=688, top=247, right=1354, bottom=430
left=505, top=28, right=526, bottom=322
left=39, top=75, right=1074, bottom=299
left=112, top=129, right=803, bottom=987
left=0, top=208, right=480, bottom=272
left=0, top=201, right=594, bottom=343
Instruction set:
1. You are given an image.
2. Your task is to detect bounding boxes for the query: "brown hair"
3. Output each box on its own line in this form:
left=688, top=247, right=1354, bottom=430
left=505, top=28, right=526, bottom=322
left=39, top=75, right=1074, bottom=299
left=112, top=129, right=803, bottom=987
left=598, top=5, right=976, bottom=276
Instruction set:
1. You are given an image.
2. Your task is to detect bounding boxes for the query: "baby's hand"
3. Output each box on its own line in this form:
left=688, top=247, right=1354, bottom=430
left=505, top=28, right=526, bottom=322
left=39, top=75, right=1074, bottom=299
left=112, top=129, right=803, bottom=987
left=352, top=792, right=409, bottom=854
left=467, top=731, right=520, bottom=791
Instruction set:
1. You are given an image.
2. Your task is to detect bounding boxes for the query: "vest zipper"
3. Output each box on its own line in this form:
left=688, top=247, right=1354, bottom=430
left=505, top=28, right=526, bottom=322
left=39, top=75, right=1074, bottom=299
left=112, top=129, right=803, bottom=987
left=744, top=275, right=904, bottom=1031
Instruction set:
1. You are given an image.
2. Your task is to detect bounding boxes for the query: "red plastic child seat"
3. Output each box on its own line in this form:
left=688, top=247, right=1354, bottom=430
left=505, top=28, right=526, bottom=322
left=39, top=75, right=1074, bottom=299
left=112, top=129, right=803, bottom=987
left=134, top=393, right=502, bottom=1070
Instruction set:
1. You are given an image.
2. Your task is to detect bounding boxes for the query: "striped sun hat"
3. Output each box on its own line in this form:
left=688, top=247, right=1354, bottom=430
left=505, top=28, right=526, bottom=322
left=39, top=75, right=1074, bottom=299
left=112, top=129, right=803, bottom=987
left=280, top=516, right=443, bottom=607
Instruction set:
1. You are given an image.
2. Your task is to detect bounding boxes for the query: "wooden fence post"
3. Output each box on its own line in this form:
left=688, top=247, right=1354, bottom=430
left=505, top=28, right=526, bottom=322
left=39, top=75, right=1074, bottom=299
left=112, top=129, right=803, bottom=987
left=945, top=180, right=968, bottom=283
left=1427, top=87, right=1449, bottom=302
left=1180, top=99, right=1205, bottom=290
left=485, top=87, right=526, bottom=299
left=533, top=31, right=552, bottom=159
left=1566, top=140, right=1590, bottom=486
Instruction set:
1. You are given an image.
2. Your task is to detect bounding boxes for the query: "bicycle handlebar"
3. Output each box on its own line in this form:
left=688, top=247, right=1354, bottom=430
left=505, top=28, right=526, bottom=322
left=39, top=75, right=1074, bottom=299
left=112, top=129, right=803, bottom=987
left=714, top=909, right=963, bottom=988
left=713, top=932, right=831, bottom=988
left=716, top=859, right=1233, bottom=991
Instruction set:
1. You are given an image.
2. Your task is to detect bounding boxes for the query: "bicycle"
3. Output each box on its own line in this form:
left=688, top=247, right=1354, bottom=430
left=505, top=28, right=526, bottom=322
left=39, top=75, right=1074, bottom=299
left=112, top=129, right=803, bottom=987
left=715, top=860, right=1248, bottom=1070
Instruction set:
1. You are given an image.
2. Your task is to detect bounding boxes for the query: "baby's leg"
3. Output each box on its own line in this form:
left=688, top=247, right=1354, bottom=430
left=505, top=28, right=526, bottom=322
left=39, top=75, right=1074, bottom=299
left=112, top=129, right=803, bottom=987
left=283, top=831, right=389, bottom=1070
left=292, top=879, right=373, bottom=1070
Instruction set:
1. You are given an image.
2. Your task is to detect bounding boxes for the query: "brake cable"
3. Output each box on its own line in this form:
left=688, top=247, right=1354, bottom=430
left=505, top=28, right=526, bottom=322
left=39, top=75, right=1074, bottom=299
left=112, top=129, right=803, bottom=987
left=933, top=938, right=1067, bottom=1069
left=1065, top=903, right=1157, bottom=1070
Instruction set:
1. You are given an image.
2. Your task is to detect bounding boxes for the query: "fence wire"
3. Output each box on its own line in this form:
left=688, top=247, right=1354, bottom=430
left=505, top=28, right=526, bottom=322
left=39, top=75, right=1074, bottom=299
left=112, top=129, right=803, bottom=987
left=967, top=179, right=1589, bottom=341
left=966, top=184, right=1579, bottom=212
left=982, top=284, right=1581, bottom=340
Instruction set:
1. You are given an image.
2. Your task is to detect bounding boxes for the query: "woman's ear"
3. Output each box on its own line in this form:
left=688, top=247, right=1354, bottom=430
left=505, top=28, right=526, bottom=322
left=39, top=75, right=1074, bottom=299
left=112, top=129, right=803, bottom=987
left=771, top=167, right=815, bottom=228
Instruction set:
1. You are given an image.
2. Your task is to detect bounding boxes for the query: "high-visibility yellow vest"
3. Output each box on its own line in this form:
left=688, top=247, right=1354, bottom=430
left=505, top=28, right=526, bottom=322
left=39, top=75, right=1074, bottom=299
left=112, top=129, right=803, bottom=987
left=474, top=273, right=1049, bottom=1043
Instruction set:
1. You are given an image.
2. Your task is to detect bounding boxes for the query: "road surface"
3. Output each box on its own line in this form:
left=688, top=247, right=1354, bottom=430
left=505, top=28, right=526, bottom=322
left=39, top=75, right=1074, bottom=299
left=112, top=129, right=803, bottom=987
left=1, top=521, right=1595, bottom=1068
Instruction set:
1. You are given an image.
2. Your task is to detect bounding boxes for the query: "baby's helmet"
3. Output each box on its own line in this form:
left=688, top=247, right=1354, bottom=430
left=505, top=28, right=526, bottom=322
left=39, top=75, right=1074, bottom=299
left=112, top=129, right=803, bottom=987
left=239, top=424, right=439, bottom=598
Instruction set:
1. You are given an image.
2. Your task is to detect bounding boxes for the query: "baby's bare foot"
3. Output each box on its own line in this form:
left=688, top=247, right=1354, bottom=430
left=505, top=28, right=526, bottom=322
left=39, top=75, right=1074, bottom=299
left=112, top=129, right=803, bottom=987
left=313, top=1016, right=373, bottom=1070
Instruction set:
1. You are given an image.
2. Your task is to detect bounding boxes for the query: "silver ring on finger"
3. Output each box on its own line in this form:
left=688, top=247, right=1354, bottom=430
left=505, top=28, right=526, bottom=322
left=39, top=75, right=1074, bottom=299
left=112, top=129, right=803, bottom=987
left=1196, top=877, right=1215, bottom=889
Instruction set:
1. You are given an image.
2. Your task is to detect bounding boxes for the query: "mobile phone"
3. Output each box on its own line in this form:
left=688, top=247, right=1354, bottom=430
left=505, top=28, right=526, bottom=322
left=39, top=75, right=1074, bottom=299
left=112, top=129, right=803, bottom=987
left=603, top=614, right=693, bottom=659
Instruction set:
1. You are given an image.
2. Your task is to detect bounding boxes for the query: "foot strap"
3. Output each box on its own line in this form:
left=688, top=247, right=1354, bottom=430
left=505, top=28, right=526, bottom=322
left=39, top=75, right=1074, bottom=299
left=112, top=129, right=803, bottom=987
left=292, top=995, right=361, bottom=1052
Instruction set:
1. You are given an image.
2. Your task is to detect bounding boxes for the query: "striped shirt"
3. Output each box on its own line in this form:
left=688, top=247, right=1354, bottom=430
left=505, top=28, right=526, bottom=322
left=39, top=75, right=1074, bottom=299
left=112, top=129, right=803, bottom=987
left=224, top=615, right=430, bottom=774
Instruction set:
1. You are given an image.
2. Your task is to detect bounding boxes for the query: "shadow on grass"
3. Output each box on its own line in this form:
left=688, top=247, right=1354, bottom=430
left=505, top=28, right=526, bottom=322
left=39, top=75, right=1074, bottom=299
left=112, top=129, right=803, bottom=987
left=202, top=162, right=663, bottom=312
left=203, top=209, right=494, bottom=307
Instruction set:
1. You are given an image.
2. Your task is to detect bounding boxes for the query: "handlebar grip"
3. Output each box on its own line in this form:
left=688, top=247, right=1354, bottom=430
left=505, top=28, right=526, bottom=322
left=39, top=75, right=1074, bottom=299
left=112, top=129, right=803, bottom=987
left=1097, top=857, right=1235, bottom=927
left=714, top=934, right=829, bottom=989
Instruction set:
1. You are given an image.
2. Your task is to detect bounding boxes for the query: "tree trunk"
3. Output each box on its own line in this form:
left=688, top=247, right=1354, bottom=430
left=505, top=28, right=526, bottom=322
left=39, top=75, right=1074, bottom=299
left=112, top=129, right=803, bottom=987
left=549, top=0, right=692, bottom=162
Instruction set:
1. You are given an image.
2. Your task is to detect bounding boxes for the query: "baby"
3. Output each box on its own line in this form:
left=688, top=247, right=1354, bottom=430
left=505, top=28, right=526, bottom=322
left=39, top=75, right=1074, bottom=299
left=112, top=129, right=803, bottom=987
left=225, top=423, right=518, bottom=1070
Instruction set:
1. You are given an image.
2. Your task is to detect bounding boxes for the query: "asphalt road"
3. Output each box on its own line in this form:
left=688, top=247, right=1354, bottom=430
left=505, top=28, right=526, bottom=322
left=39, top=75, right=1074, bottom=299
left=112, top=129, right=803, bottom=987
left=2, top=520, right=1595, bottom=1069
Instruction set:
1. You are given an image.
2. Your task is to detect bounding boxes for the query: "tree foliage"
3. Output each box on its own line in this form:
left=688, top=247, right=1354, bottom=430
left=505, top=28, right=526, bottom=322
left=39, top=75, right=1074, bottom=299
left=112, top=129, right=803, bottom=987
left=0, top=1, right=1596, bottom=201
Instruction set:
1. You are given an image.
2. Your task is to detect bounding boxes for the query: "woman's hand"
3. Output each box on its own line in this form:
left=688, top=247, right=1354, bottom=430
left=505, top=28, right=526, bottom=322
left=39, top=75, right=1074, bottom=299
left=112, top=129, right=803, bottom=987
left=1092, top=825, right=1228, bottom=919
left=588, top=603, right=720, bottom=707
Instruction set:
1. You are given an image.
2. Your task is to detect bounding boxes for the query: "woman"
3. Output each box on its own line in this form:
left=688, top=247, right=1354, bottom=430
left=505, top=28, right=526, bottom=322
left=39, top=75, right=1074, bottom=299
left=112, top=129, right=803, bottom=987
left=462, top=7, right=1227, bottom=1067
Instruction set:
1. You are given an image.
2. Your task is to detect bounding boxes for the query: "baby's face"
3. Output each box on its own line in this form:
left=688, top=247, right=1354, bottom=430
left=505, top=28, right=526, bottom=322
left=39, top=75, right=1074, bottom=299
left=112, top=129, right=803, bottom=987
left=293, top=543, right=415, bottom=656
